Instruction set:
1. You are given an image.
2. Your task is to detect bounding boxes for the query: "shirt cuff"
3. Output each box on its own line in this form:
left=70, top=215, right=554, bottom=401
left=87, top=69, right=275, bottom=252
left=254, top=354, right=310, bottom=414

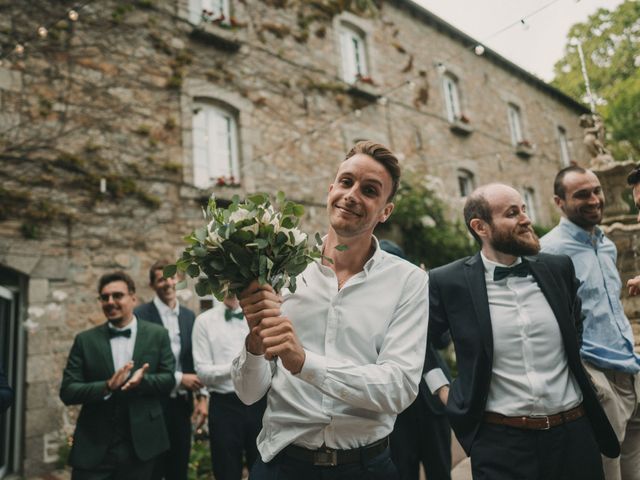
left=424, top=368, right=449, bottom=394
left=241, top=346, right=268, bottom=370
left=297, top=349, right=327, bottom=386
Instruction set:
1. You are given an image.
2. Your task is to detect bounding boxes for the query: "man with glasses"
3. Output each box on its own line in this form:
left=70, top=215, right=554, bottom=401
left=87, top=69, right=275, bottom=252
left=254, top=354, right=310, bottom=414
left=60, top=271, right=175, bottom=480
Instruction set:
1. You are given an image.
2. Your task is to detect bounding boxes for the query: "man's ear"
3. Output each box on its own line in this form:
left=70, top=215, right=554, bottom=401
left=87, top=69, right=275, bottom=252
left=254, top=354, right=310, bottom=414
left=469, top=218, right=488, bottom=240
left=553, top=195, right=564, bottom=209
left=379, top=202, right=394, bottom=223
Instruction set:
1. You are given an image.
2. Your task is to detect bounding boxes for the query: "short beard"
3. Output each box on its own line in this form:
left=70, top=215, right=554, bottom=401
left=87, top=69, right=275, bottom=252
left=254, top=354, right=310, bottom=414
left=490, top=226, right=541, bottom=257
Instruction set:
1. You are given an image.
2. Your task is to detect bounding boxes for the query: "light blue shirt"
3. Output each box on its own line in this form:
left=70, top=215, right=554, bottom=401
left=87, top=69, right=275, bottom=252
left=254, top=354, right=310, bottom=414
left=541, top=217, right=640, bottom=374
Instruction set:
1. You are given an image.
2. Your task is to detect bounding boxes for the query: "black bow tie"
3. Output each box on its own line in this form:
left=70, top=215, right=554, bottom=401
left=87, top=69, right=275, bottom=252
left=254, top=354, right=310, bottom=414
left=493, top=261, right=530, bottom=281
left=109, top=328, right=132, bottom=339
left=225, top=309, right=244, bottom=322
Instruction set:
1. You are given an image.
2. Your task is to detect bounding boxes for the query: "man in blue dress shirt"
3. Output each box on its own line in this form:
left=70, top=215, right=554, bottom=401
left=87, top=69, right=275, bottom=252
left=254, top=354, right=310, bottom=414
left=541, top=166, right=640, bottom=480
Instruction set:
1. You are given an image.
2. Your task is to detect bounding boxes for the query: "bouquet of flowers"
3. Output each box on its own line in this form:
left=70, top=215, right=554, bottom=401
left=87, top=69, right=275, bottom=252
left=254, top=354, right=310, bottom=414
left=165, top=192, right=322, bottom=301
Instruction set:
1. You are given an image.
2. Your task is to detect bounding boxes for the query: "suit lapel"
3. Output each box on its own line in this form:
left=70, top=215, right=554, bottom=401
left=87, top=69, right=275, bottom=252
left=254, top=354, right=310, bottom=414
left=98, top=323, right=116, bottom=375
left=147, top=302, right=163, bottom=326
left=464, top=253, right=493, bottom=358
left=178, top=310, right=189, bottom=365
left=527, top=256, right=574, bottom=340
left=132, top=319, right=146, bottom=366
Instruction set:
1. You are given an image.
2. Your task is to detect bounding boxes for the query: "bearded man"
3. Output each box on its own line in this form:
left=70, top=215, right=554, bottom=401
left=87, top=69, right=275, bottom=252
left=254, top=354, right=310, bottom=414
left=425, top=183, right=619, bottom=480
left=541, top=166, right=640, bottom=480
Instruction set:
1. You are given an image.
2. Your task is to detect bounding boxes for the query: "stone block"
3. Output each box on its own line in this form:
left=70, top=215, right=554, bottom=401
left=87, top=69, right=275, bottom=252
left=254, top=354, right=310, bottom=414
left=29, top=279, right=49, bottom=303
left=33, top=257, right=69, bottom=281
left=0, top=66, right=22, bottom=92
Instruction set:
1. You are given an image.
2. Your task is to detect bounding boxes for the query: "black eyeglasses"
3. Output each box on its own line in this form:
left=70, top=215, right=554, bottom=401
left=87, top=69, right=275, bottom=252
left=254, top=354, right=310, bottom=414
left=98, top=292, right=127, bottom=302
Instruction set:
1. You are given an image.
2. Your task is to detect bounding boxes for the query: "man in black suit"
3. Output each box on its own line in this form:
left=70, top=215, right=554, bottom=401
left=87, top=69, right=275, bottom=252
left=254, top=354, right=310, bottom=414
left=379, top=239, right=452, bottom=480
left=134, top=260, right=207, bottom=480
left=0, top=363, right=13, bottom=414
left=60, top=271, right=175, bottom=480
left=425, top=183, right=619, bottom=479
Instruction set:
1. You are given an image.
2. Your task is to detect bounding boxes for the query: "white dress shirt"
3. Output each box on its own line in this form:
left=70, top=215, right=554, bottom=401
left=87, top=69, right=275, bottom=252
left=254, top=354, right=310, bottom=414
left=481, top=254, right=582, bottom=416
left=108, top=317, right=138, bottom=371
left=231, top=239, right=429, bottom=462
left=153, top=296, right=184, bottom=393
left=192, top=302, right=249, bottom=393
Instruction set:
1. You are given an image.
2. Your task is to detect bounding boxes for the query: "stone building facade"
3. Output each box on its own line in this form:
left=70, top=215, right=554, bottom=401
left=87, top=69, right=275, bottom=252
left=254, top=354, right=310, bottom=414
left=0, top=0, right=632, bottom=476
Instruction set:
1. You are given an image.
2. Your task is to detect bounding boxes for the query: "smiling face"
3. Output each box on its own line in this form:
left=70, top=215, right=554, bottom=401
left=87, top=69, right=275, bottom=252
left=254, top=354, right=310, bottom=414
left=555, top=170, right=604, bottom=231
left=150, top=268, right=177, bottom=308
left=100, top=280, right=136, bottom=327
left=326, top=153, right=395, bottom=239
left=471, top=184, right=540, bottom=258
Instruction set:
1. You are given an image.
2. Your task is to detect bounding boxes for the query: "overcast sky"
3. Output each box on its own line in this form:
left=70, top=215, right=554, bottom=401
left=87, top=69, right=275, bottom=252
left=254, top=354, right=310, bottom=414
left=413, top=0, right=625, bottom=81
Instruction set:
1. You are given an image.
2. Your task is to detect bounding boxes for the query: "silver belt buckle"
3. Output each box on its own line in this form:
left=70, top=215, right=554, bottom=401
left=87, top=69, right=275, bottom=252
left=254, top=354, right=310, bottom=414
left=313, top=448, right=338, bottom=466
left=530, top=414, right=551, bottom=430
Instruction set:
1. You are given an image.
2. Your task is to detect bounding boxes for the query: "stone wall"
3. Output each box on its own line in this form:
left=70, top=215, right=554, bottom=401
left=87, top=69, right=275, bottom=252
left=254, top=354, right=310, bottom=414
left=0, top=0, right=601, bottom=475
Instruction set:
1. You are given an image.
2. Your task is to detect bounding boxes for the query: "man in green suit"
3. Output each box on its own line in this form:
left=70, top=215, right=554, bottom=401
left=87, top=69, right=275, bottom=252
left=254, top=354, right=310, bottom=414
left=60, top=271, right=175, bottom=480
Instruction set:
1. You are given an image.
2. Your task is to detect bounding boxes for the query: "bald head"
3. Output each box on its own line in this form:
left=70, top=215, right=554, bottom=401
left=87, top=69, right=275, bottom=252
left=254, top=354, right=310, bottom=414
left=464, top=183, right=519, bottom=244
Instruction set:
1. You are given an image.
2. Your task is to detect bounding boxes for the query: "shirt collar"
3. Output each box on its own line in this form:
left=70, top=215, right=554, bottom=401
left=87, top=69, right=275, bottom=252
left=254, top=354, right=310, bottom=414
left=480, top=252, right=523, bottom=278
left=559, top=217, right=604, bottom=246
left=153, top=295, right=179, bottom=316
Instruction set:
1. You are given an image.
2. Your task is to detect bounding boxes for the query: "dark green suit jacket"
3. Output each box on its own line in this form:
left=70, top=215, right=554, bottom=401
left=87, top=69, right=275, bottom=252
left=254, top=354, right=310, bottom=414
left=60, top=319, right=176, bottom=469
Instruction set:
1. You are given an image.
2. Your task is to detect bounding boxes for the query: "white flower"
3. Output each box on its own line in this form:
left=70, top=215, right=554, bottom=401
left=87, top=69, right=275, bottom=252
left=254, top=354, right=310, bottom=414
left=52, top=290, right=68, bottom=302
left=420, top=215, right=436, bottom=228
left=207, top=220, right=223, bottom=247
left=282, top=228, right=307, bottom=246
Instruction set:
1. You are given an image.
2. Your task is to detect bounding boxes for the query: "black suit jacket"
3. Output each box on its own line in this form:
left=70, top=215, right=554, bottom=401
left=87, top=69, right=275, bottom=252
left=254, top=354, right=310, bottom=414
left=427, top=252, right=620, bottom=458
left=60, top=320, right=175, bottom=468
left=0, top=364, right=13, bottom=414
left=134, top=301, right=197, bottom=381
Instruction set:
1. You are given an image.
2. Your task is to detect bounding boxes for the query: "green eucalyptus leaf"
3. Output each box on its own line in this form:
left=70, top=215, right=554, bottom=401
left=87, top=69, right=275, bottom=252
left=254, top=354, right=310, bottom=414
left=292, top=204, right=305, bottom=217
left=186, top=264, right=200, bottom=278
left=335, top=244, right=349, bottom=251
left=163, top=264, right=177, bottom=278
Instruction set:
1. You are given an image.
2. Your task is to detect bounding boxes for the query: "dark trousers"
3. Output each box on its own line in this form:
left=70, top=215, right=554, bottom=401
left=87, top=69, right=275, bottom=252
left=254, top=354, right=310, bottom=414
left=72, top=438, right=155, bottom=480
left=209, top=391, right=266, bottom=480
left=390, top=399, right=451, bottom=480
left=151, top=396, right=192, bottom=480
left=470, top=416, right=605, bottom=480
left=250, top=447, right=398, bottom=480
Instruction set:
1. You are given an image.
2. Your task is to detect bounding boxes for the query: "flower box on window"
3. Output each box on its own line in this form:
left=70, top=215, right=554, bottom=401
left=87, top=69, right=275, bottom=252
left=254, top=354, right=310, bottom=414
left=215, top=175, right=241, bottom=188
left=347, top=76, right=380, bottom=102
left=450, top=114, right=473, bottom=136
left=190, top=12, right=245, bottom=52
left=516, top=140, right=535, bottom=158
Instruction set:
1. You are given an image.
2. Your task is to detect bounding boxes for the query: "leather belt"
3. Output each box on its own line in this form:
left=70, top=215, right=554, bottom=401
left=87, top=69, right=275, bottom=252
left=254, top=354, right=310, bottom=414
left=283, top=436, right=389, bottom=466
left=484, top=404, right=585, bottom=430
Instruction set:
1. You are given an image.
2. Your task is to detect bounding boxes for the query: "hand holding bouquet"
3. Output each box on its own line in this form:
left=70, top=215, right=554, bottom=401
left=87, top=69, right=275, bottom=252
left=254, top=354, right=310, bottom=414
left=165, top=192, right=322, bottom=301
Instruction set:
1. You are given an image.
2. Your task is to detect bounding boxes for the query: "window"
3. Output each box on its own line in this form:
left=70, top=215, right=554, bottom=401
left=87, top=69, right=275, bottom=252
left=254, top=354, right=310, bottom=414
left=339, top=23, right=368, bottom=84
left=189, top=0, right=230, bottom=24
left=523, top=188, right=537, bottom=223
left=558, top=126, right=570, bottom=166
left=192, top=101, right=239, bottom=189
left=507, top=103, right=523, bottom=145
left=443, top=74, right=462, bottom=122
left=458, top=169, right=475, bottom=197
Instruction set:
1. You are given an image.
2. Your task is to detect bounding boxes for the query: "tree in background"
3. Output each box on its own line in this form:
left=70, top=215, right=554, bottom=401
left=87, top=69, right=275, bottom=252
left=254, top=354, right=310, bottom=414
left=552, top=0, right=640, bottom=161
left=376, top=176, right=475, bottom=269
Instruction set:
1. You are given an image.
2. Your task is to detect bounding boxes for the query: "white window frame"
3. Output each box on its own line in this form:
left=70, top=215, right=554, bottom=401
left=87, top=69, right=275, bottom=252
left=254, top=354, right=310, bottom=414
left=507, top=103, right=524, bottom=145
left=457, top=169, right=475, bottom=198
left=189, top=0, right=230, bottom=25
left=558, top=126, right=570, bottom=166
left=339, top=23, right=368, bottom=84
left=191, top=101, right=239, bottom=189
left=523, top=187, right=537, bottom=223
left=443, top=73, right=462, bottom=122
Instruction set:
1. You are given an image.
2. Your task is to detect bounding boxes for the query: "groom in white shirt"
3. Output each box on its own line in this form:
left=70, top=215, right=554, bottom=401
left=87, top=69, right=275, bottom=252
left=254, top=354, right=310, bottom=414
left=231, top=141, right=429, bottom=479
